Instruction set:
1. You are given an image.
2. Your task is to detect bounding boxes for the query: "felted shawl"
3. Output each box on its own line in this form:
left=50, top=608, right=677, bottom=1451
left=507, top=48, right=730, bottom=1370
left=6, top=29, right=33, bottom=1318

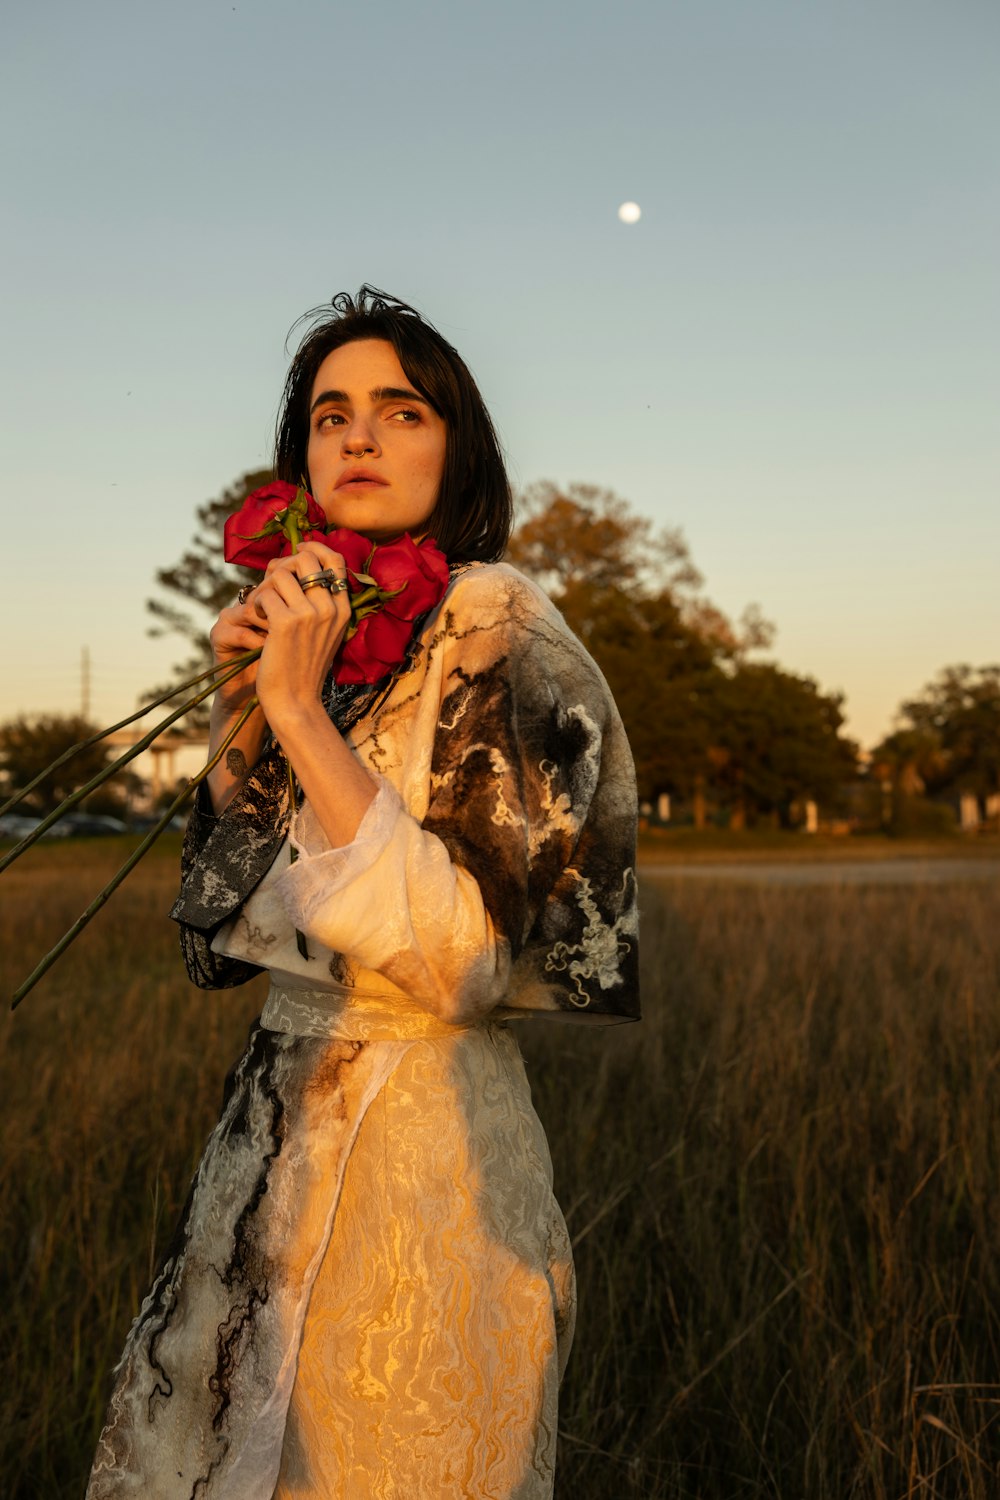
left=172, top=560, right=640, bottom=1025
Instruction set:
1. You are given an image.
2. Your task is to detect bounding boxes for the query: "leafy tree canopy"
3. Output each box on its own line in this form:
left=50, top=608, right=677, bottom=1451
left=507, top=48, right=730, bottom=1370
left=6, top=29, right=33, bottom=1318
left=868, top=726, right=948, bottom=798
left=506, top=481, right=701, bottom=598
left=147, top=468, right=272, bottom=653
left=711, top=664, right=857, bottom=820
left=506, top=482, right=773, bottom=661
left=0, top=715, right=112, bottom=815
left=144, top=469, right=271, bottom=714
left=505, top=484, right=795, bottom=803
left=879, top=664, right=1000, bottom=798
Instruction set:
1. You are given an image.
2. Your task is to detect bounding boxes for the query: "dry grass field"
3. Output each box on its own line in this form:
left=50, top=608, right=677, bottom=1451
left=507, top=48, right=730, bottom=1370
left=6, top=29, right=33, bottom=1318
left=2, top=839, right=1000, bottom=1497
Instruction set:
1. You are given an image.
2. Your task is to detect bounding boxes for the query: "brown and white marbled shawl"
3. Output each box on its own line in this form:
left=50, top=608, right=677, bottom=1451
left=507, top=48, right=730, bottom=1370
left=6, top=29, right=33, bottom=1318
left=173, top=562, right=640, bottom=1024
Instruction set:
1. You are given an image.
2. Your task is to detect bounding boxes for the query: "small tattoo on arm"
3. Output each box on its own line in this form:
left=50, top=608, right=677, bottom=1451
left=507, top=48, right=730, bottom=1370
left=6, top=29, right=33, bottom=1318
left=226, top=748, right=248, bottom=779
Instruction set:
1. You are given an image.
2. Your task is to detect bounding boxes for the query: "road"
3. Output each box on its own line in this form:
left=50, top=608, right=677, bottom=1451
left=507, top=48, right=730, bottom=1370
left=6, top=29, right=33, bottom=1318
left=640, top=858, right=1000, bottom=885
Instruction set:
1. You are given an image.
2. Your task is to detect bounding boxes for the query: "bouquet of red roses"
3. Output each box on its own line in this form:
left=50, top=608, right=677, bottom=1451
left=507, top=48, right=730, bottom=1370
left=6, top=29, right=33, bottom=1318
left=223, top=482, right=450, bottom=683
left=3, top=482, right=450, bottom=1007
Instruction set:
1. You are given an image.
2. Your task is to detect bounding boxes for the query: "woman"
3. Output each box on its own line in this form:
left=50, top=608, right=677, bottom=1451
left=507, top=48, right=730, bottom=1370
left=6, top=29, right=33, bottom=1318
left=88, top=288, right=639, bottom=1499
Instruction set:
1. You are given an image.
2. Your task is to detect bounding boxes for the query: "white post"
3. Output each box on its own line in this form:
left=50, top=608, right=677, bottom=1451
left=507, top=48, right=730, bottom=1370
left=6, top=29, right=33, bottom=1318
left=960, top=792, right=980, bottom=831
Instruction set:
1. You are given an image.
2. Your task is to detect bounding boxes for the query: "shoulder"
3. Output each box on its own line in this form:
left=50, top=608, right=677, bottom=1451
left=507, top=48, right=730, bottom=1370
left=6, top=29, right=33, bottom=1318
left=433, top=563, right=615, bottom=717
left=440, top=561, right=560, bottom=629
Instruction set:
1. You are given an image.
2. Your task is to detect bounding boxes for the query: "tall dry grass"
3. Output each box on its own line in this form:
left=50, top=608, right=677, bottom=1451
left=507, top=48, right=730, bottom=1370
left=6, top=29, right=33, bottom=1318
left=2, top=844, right=999, bottom=1496
left=0, top=840, right=267, bottom=1495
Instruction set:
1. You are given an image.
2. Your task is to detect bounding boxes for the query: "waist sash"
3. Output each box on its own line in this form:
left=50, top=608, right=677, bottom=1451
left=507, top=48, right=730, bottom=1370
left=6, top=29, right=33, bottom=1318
left=261, top=979, right=480, bottom=1041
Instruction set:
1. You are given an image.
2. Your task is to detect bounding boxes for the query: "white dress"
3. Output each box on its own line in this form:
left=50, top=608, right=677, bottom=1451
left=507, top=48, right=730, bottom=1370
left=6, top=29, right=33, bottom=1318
left=87, top=564, right=638, bottom=1500
left=213, top=828, right=577, bottom=1499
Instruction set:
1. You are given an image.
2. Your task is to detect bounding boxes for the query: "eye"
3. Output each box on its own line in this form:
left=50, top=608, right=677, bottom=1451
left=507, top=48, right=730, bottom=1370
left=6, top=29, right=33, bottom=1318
left=390, top=407, right=421, bottom=424
left=316, top=410, right=347, bottom=429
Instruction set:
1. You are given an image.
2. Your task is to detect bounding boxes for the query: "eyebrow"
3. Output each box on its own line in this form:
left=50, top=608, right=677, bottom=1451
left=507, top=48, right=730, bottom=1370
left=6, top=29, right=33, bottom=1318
left=309, top=385, right=429, bottom=414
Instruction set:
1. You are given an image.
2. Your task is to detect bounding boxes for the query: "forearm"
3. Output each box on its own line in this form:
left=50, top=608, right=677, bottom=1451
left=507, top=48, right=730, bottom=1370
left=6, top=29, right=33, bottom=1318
left=267, top=699, right=377, bottom=848
left=205, top=697, right=269, bottom=814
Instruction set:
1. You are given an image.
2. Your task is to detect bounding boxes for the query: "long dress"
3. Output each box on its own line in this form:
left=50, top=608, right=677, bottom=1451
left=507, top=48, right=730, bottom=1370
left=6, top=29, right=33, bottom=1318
left=87, top=562, right=639, bottom=1499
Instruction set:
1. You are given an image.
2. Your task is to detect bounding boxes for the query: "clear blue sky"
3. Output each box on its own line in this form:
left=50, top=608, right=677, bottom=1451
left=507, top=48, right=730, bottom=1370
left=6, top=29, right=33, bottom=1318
left=2, top=0, right=997, bottom=749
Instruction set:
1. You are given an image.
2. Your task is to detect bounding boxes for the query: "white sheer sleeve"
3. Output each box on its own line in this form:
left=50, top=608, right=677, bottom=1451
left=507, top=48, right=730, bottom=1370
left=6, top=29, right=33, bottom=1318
left=276, top=777, right=509, bottom=1026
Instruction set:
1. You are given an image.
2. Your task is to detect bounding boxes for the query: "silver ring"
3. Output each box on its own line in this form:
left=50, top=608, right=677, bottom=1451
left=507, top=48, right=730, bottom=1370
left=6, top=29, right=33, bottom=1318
left=237, top=584, right=256, bottom=606
left=299, top=569, right=349, bottom=594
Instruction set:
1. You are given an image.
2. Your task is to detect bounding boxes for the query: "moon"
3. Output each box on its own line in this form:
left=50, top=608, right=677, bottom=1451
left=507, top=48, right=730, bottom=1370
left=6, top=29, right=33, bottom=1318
left=617, top=201, right=641, bottom=225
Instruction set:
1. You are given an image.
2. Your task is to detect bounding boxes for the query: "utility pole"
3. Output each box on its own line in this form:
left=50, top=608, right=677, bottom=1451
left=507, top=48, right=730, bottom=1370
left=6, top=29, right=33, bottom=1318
left=81, top=646, right=91, bottom=719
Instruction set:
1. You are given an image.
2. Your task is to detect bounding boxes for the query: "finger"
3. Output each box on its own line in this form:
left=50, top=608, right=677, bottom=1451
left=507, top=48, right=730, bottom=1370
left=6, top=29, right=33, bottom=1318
left=220, top=626, right=268, bottom=652
left=265, top=543, right=347, bottom=578
left=265, top=569, right=323, bottom=611
left=259, top=564, right=351, bottom=617
left=235, top=592, right=269, bottom=622
left=210, top=623, right=268, bottom=658
left=227, top=600, right=264, bottom=626
left=253, top=577, right=329, bottom=623
left=300, top=543, right=347, bottom=574
left=214, top=604, right=268, bottom=636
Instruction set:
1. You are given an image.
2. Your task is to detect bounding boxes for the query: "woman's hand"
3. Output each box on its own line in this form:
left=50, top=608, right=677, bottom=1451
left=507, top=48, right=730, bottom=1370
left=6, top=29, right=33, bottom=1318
left=204, top=542, right=353, bottom=815
left=230, top=540, right=378, bottom=843
left=249, top=541, right=353, bottom=733
left=209, top=591, right=269, bottom=718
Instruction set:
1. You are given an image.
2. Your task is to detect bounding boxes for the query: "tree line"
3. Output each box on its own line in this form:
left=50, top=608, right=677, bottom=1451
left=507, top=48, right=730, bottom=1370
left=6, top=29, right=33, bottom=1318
left=2, top=474, right=996, bottom=832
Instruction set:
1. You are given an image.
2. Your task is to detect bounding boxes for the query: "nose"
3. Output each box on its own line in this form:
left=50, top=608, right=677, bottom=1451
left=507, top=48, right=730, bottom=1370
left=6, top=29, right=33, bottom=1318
left=340, top=414, right=380, bottom=459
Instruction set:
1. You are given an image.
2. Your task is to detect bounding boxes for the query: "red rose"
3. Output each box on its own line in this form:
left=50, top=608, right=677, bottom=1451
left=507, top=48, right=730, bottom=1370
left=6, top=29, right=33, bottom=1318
left=329, top=532, right=450, bottom=684
left=224, top=482, right=328, bottom=569
left=323, top=528, right=378, bottom=577
left=364, top=533, right=452, bottom=621
left=337, top=609, right=416, bottom=684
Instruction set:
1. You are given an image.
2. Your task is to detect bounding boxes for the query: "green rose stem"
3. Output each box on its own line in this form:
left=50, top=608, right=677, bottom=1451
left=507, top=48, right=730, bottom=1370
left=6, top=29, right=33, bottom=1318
left=0, top=650, right=261, bottom=820
left=0, top=652, right=261, bottom=875
left=10, top=695, right=261, bottom=1011
left=5, top=561, right=407, bottom=1002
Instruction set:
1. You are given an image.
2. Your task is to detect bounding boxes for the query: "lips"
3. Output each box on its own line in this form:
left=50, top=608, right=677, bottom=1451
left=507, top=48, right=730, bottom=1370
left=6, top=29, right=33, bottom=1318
left=335, top=468, right=389, bottom=490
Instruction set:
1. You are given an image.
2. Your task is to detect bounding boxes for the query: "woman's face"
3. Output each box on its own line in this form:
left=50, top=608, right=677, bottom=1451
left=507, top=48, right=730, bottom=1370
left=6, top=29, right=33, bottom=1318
left=306, top=339, right=447, bottom=544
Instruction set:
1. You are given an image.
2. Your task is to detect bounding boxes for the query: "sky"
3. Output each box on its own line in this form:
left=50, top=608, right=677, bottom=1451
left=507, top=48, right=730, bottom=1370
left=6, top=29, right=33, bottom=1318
left=1, top=0, right=997, bottom=752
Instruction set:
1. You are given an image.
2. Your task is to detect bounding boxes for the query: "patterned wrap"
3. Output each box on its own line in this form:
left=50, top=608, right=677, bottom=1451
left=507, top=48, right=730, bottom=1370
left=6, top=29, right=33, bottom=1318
left=172, top=562, right=639, bottom=1023
left=87, top=563, right=639, bottom=1499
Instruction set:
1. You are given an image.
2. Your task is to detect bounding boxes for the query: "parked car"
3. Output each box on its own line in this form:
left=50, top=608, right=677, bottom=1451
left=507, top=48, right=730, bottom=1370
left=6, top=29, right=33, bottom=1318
left=59, top=813, right=129, bottom=837
left=0, top=813, right=71, bottom=840
left=128, top=813, right=188, bottom=833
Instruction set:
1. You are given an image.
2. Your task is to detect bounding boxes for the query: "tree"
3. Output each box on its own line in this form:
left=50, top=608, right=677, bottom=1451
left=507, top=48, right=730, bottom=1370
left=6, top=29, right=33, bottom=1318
left=507, top=481, right=773, bottom=660
left=898, top=665, right=1000, bottom=800
left=869, top=725, right=946, bottom=798
left=147, top=469, right=272, bottom=652
left=870, top=665, right=1000, bottom=831
left=144, top=469, right=272, bottom=712
left=709, top=664, right=857, bottom=827
left=505, top=483, right=774, bottom=802
left=576, top=586, right=725, bottom=803
left=867, top=725, right=954, bottom=835
left=0, top=715, right=113, bottom=815
left=506, top=481, right=701, bottom=600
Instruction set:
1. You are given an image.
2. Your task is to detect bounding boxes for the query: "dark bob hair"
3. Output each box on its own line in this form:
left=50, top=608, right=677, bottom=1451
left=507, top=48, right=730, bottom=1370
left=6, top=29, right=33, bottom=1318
left=274, top=287, right=513, bottom=564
